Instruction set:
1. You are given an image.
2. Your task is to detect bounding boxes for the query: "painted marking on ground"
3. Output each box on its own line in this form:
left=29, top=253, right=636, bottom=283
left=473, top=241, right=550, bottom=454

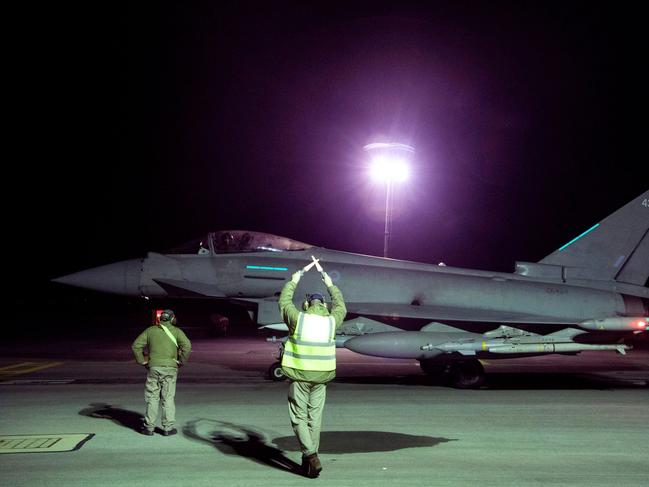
left=0, top=434, right=94, bottom=454
left=0, top=361, right=63, bottom=380
left=0, top=379, right=75, bottom=385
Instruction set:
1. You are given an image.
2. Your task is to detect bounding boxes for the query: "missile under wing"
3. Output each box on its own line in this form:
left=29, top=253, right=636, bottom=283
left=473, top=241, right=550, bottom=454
left=53, top=191, right=649, bottom=387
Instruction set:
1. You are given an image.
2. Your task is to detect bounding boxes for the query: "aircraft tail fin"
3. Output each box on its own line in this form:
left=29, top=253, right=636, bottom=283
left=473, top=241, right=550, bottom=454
left=539, top=191, right=649, bottom=285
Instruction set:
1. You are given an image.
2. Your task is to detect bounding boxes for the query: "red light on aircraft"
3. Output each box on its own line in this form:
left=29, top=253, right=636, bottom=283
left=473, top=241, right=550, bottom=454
left=636, top=320, right=647, bottom=329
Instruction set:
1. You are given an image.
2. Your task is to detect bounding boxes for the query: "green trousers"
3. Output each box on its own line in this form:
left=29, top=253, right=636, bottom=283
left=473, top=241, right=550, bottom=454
left=288, top=381, right=327, bottom=456
left=144, top=366, right=178, bottom=431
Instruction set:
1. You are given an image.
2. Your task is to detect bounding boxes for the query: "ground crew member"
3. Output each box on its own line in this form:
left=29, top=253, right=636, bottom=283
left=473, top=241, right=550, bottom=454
left=279, top=258, right=346, bottom=478
left=131, top=309, right=192, bottom=436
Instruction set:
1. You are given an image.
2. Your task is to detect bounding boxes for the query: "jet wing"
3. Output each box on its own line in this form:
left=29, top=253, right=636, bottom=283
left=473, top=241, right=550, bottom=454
left=346, top=302, right=575, bottom=325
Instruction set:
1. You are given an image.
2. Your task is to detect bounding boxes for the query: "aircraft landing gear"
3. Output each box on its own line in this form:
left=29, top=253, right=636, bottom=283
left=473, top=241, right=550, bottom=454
left=419, top=360, right=450, bottom=376
left=419, top=360, right=452, bottom=386
left=419, top=358, right=486, bottom=388
left=449, top=360, right=485, bottom=389
left=268, top=362, right=287, bottom=381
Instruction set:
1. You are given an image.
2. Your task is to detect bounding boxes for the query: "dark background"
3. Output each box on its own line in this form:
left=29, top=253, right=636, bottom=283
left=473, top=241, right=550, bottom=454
left=6, top=1, right=647, bottom=334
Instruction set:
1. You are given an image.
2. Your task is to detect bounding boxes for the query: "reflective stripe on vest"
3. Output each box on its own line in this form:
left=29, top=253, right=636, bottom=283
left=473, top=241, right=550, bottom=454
left=281, top=312, right=336, bottom=371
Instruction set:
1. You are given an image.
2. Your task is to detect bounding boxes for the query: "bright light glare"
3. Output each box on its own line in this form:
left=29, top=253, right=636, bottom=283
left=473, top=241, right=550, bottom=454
left=370, top=157, right=410, bottom=182
left=364, top=142, right=415, bottom=153
left=637, top=320, right=647, bottom=329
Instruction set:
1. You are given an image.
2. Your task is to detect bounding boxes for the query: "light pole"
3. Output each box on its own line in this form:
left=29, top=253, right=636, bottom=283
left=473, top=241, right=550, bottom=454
left=364, top=142, right=414, bottom=258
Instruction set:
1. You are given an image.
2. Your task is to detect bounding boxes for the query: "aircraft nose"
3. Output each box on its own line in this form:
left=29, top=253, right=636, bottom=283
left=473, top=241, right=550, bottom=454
left=52, top=259, right=143, bottom=296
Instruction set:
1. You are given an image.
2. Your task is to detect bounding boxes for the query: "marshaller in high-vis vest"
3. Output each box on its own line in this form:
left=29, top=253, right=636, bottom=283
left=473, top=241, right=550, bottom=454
left=278, top=257, right=346, bottom=478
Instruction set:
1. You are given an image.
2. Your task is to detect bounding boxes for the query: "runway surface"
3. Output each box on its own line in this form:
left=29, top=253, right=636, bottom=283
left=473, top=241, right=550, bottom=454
left=1, top=335, right=647, bottom=486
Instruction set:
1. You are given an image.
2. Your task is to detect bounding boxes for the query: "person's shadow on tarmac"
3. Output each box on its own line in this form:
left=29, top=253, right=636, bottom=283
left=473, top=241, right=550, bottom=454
left=183, top=419, right=303, bottom=476
left=79, top=403, right=144, bottom=432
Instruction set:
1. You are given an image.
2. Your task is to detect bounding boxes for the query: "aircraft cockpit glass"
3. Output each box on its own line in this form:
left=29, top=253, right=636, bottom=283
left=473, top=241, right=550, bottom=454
left=166, top=236, right=211, bottom=255
left=210, top=230, right=312, bottom=254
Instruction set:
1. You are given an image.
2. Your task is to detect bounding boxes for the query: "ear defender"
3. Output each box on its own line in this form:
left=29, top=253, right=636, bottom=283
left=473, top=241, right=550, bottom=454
left=302, top=294, right=328, bottom=311
left=160, top=309, right=175, bottom=323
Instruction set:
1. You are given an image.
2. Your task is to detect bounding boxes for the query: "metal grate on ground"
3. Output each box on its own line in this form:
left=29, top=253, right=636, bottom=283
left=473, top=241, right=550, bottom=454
left=0, top=434, right=94, bottom=454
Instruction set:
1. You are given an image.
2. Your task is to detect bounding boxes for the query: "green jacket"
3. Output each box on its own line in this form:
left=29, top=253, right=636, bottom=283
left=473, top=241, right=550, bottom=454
left=279, top=280, right=346, bottom=383
left=131, top=320, right=192, bottom=368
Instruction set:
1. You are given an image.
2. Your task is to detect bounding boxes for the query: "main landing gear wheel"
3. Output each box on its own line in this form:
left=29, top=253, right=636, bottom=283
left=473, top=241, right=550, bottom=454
left=268, top=362, right=287, bottom=381
left=419, top=360, right=451, bottom=385
left=419, top=360, right=450, bottom=376
left=449, top=360, right=486, bottom=389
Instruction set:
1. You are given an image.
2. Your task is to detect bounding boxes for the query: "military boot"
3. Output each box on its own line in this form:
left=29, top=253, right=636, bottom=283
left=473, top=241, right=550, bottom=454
left=301, top=455, right=311, bottom=476
left=310, top=454, right=322, bottom=473
left=302, top=453, right=322, bottom=478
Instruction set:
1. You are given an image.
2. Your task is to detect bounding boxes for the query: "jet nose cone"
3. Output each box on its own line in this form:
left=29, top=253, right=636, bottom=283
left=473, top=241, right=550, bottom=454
left=52, top=259, right=143, bottom=296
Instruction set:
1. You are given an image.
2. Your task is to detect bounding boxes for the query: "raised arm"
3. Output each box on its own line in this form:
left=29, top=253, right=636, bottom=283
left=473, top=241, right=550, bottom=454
left=322, top=271, right=346, bottom=330
left=279, top=271, right=302, bottom=334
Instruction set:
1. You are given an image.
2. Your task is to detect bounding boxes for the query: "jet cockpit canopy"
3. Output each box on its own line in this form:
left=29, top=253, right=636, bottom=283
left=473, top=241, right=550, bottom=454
left=166, top=230, right=313, bottom=255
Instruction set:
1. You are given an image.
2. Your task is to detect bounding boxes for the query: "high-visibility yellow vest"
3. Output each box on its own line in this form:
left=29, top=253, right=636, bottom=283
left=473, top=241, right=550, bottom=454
left=281, top=312, right=336, bottom=371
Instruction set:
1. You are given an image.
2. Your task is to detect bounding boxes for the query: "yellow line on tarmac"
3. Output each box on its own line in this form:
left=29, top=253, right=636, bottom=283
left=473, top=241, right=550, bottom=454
left=0, top=362, right=35, bottom=372
left=0, top=362, right=63, bottom=377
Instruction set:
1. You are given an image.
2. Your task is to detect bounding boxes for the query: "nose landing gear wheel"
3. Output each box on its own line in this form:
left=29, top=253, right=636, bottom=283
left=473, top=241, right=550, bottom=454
left=268, top=362, right=287, bottom=381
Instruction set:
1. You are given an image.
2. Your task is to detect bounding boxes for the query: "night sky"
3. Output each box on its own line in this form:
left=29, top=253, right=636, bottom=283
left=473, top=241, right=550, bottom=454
left=9, top=1, right=647, bottom=306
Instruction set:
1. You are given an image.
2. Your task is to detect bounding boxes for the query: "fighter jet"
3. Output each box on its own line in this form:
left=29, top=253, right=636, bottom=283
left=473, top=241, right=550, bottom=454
left=53, top=191, right=649, bottom=387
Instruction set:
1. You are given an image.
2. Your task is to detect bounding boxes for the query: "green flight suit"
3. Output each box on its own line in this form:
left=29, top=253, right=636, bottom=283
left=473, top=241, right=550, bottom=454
left=132, top=320, right=191, bottom=432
